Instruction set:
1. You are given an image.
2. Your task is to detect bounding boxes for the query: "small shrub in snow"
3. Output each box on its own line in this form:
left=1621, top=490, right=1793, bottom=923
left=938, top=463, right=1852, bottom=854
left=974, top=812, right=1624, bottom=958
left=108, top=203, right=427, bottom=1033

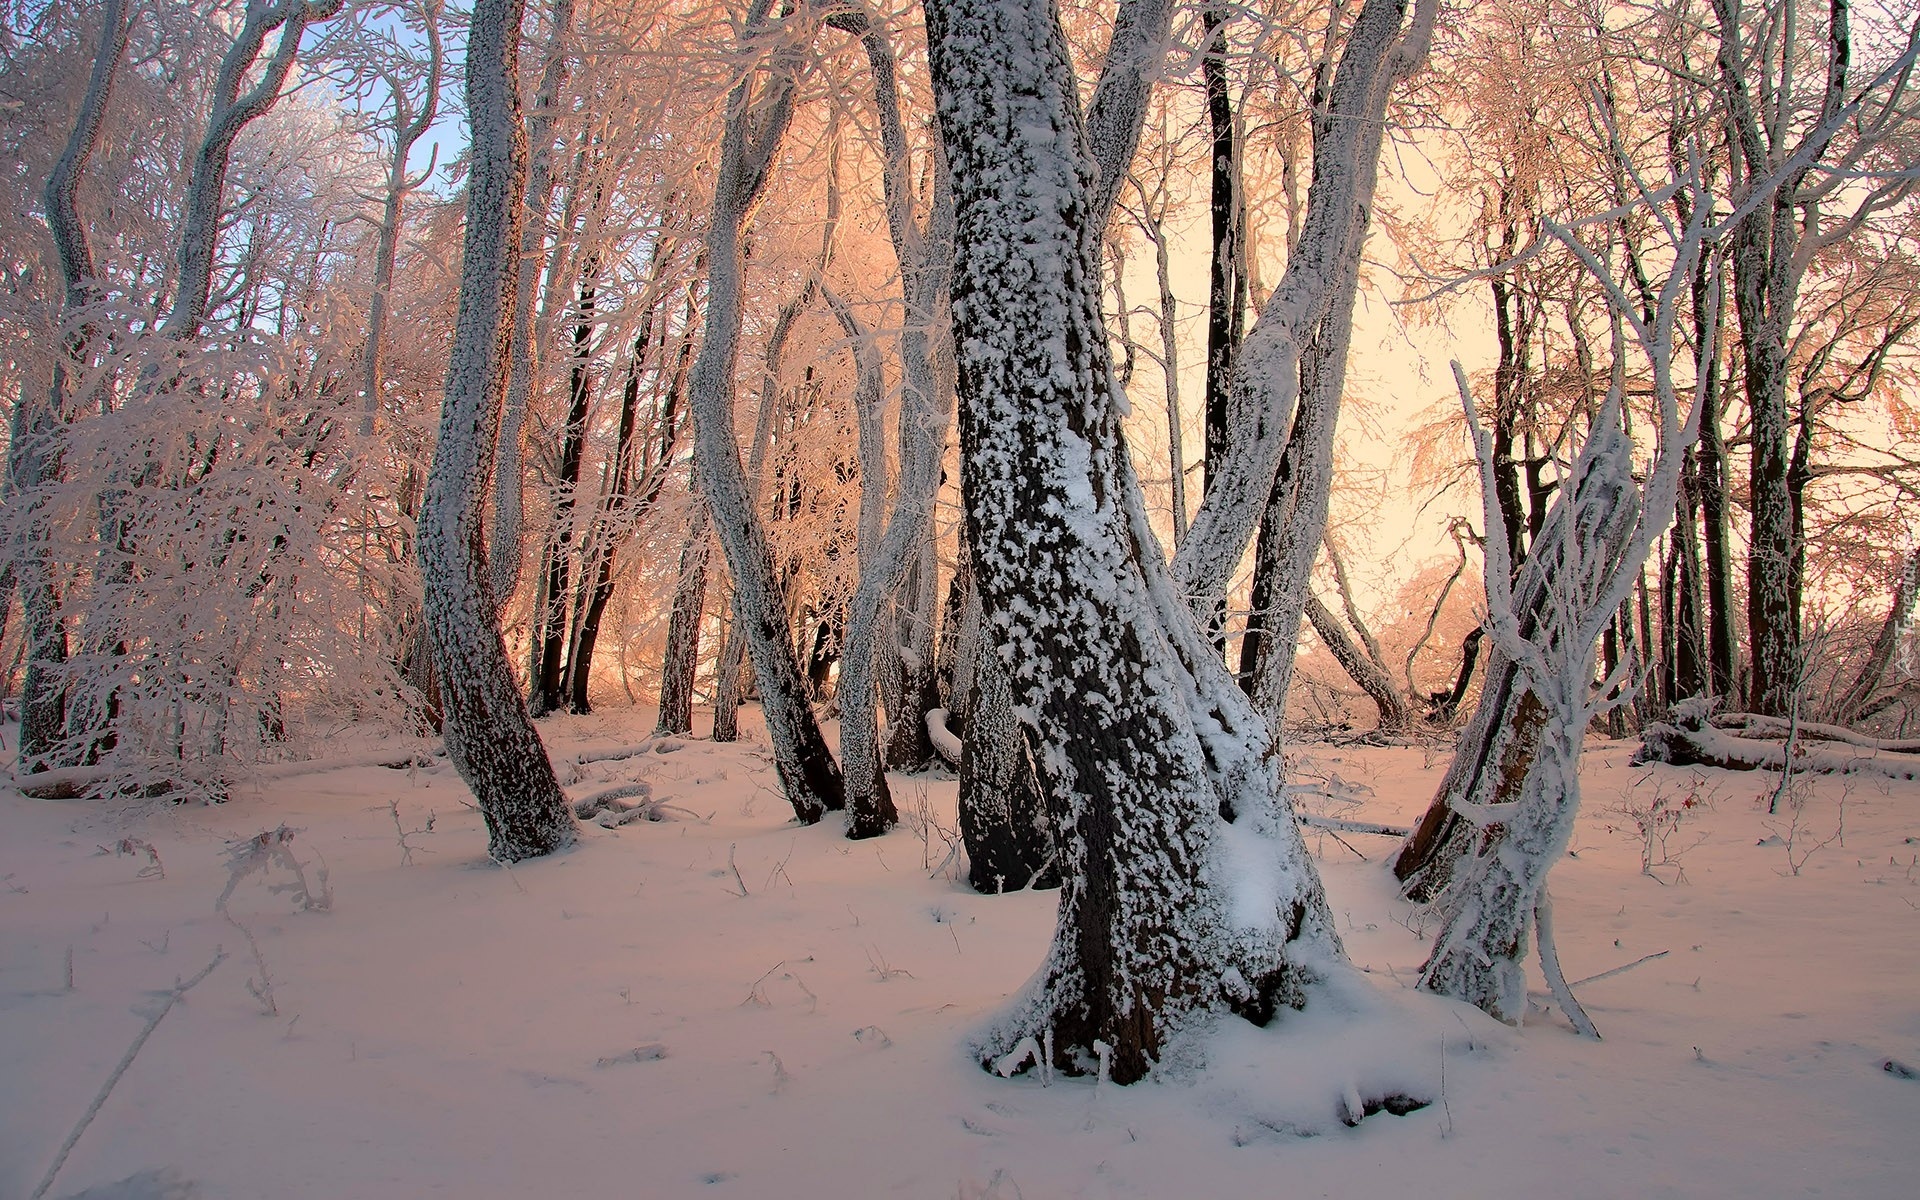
left=1605, top=773, right=1711, bottom=883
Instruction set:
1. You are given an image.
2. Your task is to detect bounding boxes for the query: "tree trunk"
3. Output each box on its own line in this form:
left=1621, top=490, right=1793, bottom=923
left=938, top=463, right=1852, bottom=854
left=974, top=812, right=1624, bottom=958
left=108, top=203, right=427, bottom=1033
left=531, top=267, right=597, bottom=715
left=162, top=0, right=346, bottom=339
left=17, top=0, right=131, bottom=780
left=1303, top=593, right=1412, bottom=735
left=685, top=0, right=843, bottom=822
left=883, top=536, right=943, bottom=773
left=654, top=508, right=710, bottom=736
left=1392, top=457, right=1631, bottom=899
left=927, top=0, right=1342, bottom=1085
left=489, top=0, right=576, bottom=616
left=358, top=0, right=442, bottom=437
left=826, top=8, right=957, bottom=833
left=958, top=616, right=1054, bottom=894
left=415, top=0, right=575, bottom=863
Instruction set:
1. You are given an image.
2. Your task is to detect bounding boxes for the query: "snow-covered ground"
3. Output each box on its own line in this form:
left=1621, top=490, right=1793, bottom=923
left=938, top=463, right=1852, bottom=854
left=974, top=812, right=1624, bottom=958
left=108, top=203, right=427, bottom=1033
left=3, top=707, right=1916, bottom=1199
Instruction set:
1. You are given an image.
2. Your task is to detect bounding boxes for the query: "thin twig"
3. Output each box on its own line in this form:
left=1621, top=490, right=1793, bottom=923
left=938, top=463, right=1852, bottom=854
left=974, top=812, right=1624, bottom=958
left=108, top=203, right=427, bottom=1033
left=1569, top=949, right=1670, bottom=989
left=31, top=950, right=226, bottom=1200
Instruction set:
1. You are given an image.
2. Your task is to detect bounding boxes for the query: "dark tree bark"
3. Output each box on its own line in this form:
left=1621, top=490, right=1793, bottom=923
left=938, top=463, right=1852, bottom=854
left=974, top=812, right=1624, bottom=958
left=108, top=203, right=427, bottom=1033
left=416, top=0, right=575, bottom=862
left=927, top=0, right=1346, bottom=1085
left=654, top=509, right=710, bottom=736
left=1710, top=0, right=1852, bottom=716
left=1303, top=591, right=1413, bottom=735
left=490, top=0, right=576, bottom=615
left=958, top=616, right=1055, bottom=894
left=531, top=266, right=598, bottom=715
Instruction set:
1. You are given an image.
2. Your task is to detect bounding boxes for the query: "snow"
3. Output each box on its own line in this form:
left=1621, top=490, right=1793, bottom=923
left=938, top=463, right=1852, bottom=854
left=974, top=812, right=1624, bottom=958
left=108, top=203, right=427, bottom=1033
left=4, top=714, right=1918, bottom=1198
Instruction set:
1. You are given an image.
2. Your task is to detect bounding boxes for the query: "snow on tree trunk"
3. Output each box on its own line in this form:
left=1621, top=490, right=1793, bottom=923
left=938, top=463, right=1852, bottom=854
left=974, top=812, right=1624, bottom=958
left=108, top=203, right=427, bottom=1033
left=415, top=0, right=575, bottom=863
left=488, top=0, right=575, bottom=617
left=357, top=1, right=443, bottom=438
left=883, top=537, right=943, bottom=772
left=1166, top=0, right=1435, bottom=619
left=958, top=623, right=1054, bottom=894
left=926, top=0, right=1340, bottom=1085
left=1419, top=162, right=1717, bottom=1026
left=162, top=0, right=346, bottom=341
left=15, top=0, right=130, bottom=779
left=1302, top=592, right=1413, bottom=735
left=824, top=283, right=901, bottom=836
left=831, top=6, right=957, bottom=836
left=686, top=0, right=843, bottom=822
left=1418, top=415, right=1642, bottom=1022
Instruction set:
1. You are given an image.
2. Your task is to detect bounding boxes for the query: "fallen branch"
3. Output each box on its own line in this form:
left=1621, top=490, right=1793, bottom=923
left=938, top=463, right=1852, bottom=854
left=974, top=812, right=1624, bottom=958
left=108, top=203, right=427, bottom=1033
left=1570, top=948, right=1670, bottom=989
left=1297, top=814, right=1412, bottom=838
left=569, top=782, right=697, bottom=827
left=31, top=950, right=226, bottom=1200
left=1710, top=712, right=1920, bottom=755
left=569, top=738, right=661, bottom=766
left=1637, top=721, right=1920, bottom=781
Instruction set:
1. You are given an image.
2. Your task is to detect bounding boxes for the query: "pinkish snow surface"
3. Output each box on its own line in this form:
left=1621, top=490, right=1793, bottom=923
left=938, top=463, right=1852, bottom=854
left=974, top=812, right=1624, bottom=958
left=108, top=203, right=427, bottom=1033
left=2, top=708, right=1916, bottom=1198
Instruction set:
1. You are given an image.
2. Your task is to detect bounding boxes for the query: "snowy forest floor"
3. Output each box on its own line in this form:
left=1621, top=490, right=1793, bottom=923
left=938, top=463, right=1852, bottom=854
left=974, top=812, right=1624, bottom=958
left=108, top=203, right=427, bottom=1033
left=2, top=707, right=1917, bottom=1199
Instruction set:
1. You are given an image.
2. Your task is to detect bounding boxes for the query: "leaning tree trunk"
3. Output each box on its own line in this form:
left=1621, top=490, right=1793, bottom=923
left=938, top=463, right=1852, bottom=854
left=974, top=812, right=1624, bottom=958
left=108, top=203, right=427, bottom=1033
left=415, top=0, right=574, bottom=863
left=1393, top=497, right=1588, bottom=900
left=685, top=0, right=843, bottom=822
left=1304, top=593, right=1413, bottom=735
left=1828, top=545, right=1919, bottom=727
left=927, top=0, right=1341, bottom=1086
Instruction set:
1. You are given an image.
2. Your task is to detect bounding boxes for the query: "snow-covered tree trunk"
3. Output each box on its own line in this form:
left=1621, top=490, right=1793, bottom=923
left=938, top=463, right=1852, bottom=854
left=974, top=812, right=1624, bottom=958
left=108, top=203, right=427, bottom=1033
left=1303, top=592, right=1414, bottom=735
left=654, top=506, right=710, bottom=736
left=830, top=5, right=955, bottom=836
left=957, top=608, right=1054, bottom=894
left=1419, top=161, right=1717, bottom=1027
left=883, top=537, right=943, bottom=772
left=1418, top=411, right=1643, bottom=1023
left=1240, top=297, right=1358, bottom=721
left=416, top=0, right=575, bottom=862
left=488, top=0, right=575, bottom=616
left=686, top=0, right=843, bottom=822
left=926, top=0, right=1339, bottom=1085
left=15, top=0, right=131, bottom=779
